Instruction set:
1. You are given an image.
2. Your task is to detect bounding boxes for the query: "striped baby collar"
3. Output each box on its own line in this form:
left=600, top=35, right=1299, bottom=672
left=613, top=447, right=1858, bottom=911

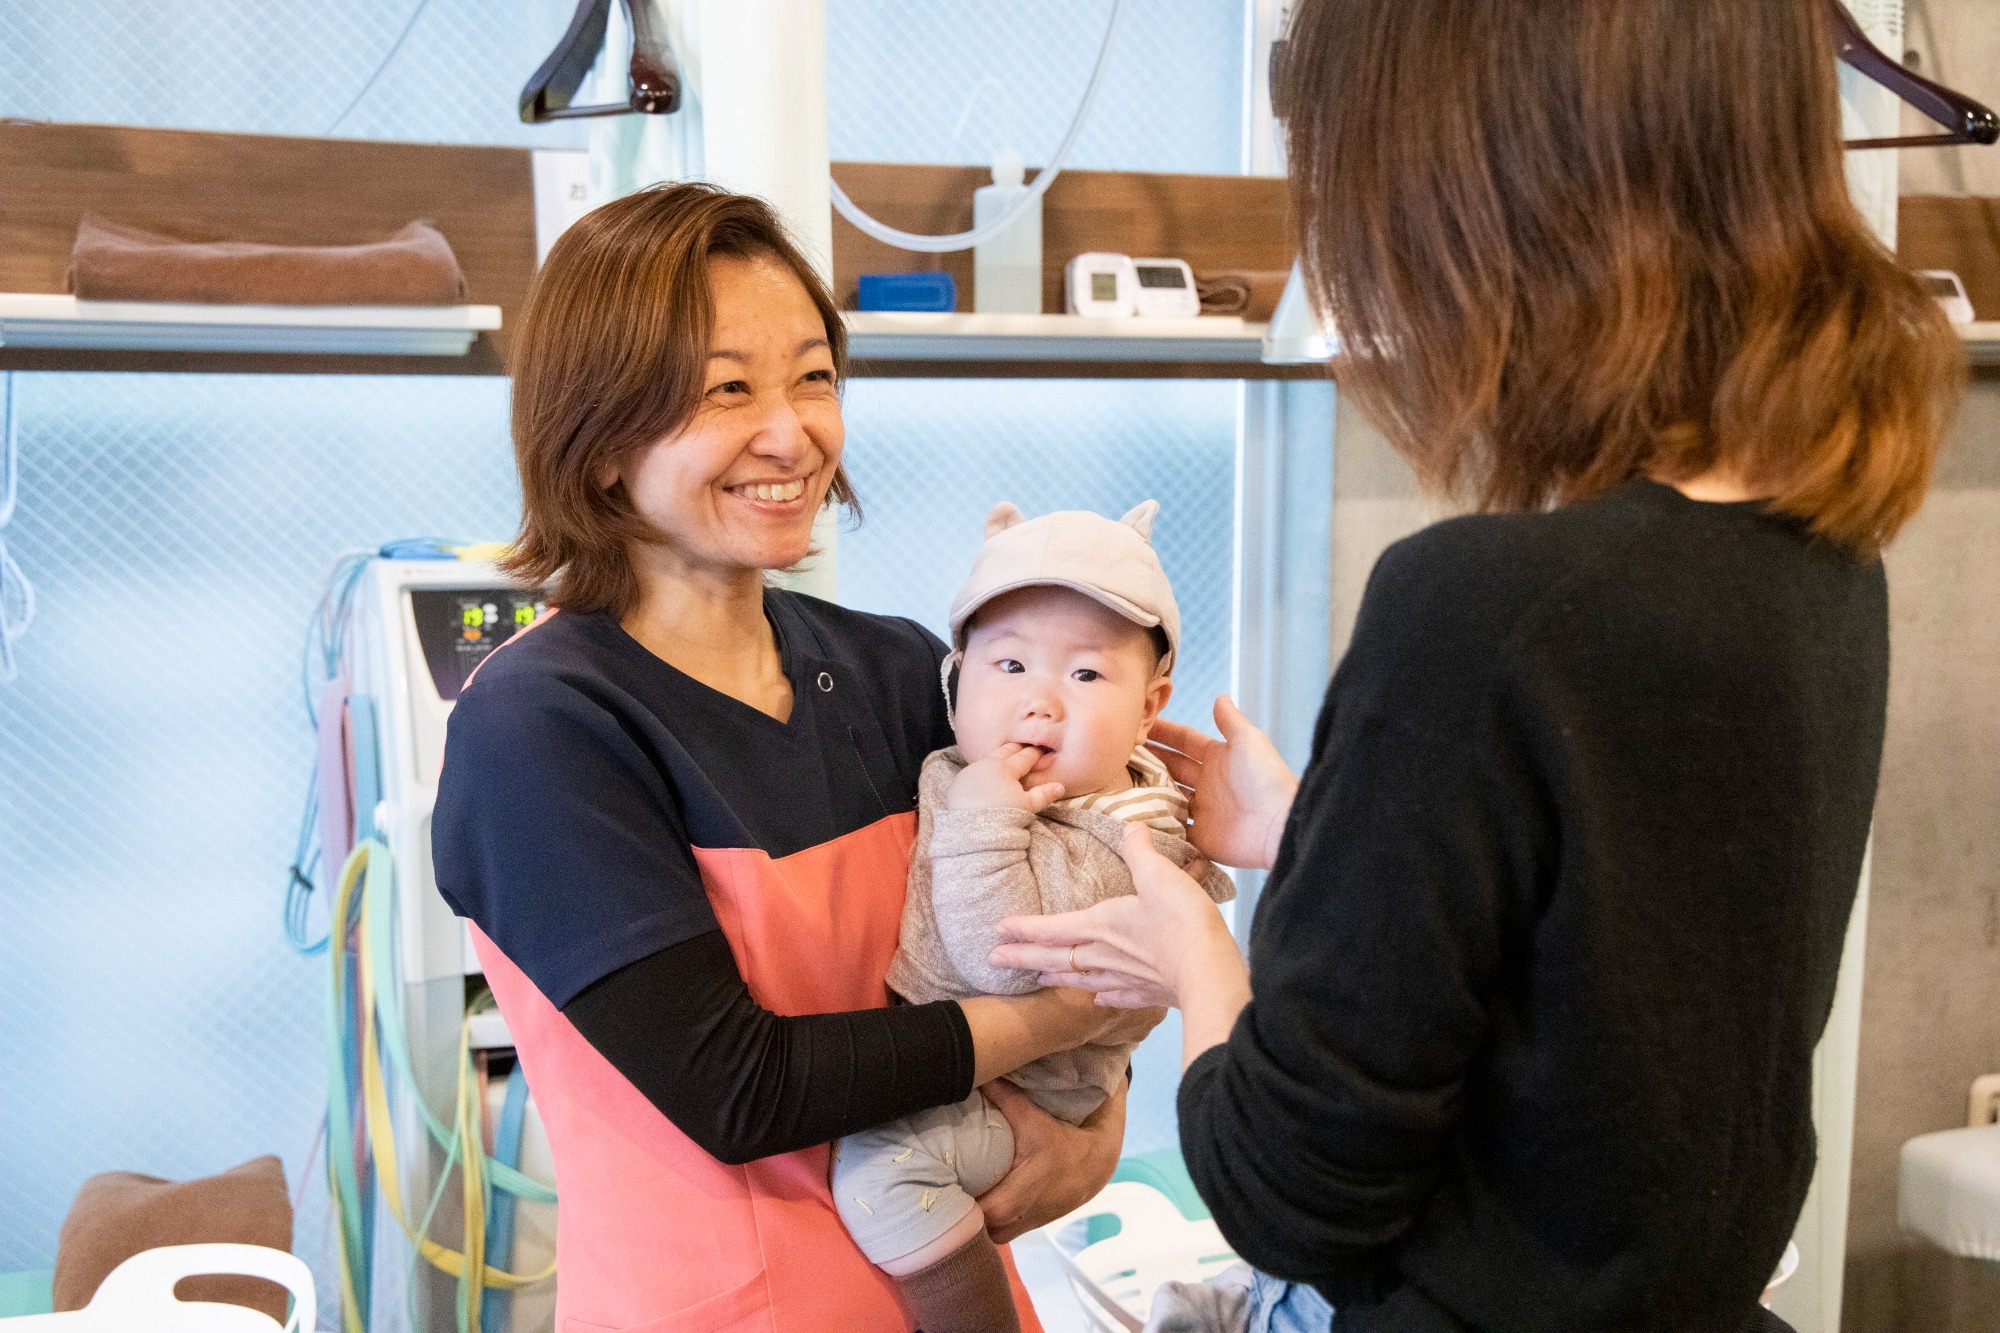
left=1058, top=743, right=1187, bottom=834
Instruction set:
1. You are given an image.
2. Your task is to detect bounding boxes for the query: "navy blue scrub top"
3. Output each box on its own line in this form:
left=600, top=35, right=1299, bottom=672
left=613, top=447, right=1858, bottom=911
left=432, top=588, right=955, bottom=1008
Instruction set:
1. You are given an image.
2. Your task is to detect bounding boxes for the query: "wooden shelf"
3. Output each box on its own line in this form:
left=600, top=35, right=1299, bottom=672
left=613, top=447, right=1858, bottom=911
left=0, top=125, right=1306, bottom=378
left=831, top=162, right=1295, bottom=324
left=0, top=121, right=532, bottom=374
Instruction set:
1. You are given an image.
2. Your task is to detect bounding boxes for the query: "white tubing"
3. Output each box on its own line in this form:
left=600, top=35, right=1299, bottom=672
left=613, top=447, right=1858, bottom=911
left=827, top=0, right=1127, bottom=254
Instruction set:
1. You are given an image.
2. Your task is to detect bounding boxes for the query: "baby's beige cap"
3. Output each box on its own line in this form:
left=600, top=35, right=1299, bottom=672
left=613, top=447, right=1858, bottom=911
left=948, top=500, right=1179, bottom=675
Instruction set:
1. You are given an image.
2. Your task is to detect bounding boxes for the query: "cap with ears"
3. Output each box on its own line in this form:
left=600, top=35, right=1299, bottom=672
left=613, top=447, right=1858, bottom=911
left=947, top=500, right=1180, bottom=675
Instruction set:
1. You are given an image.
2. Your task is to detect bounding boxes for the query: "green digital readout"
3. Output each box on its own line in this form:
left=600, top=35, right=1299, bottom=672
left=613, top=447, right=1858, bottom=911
left=411, top=587, right=550, bottom=700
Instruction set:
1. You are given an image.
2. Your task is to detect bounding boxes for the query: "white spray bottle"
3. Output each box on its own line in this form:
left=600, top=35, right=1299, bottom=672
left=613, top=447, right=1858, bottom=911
left=972, top=147, right=1043, bottom=314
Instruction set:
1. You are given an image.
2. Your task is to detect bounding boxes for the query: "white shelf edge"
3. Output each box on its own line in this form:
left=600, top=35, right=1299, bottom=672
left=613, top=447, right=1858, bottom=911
left=843, top=311, right=1291, bottom=364
left=1960, top=321, right=2000, bottom=366
left=0, top=293, right=502, bottom=356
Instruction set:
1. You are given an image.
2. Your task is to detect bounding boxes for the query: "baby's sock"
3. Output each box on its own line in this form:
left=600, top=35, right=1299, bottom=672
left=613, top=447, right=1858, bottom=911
left=896, top=1229, right=1022, bottom=1333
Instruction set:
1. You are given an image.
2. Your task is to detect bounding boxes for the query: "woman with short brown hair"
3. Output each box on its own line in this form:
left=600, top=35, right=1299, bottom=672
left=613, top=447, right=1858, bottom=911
left=434, top=183, right=1147, bottom=1333
left=993, top=3, right=1961, bottom=1330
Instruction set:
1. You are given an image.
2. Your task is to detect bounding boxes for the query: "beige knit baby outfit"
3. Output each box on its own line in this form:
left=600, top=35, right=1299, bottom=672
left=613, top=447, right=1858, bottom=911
left=885, top=744, right=1237, bottom=1124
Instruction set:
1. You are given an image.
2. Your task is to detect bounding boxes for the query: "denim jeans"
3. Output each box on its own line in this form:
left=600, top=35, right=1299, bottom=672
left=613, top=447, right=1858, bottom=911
left=1146, top=1264, right=1334, bottom=1333
left=1239, top=1266, right=1336, bottom=1333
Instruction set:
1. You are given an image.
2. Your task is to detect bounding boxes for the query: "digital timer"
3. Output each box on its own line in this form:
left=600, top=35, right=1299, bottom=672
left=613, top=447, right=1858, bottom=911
left=410, top=587, right=548, bottom=699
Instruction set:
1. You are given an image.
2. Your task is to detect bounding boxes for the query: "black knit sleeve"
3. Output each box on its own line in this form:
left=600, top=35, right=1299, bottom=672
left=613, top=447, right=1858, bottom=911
left=1177, top=527, right=1550, bottom=1295
left=562, top=931, right=977, bottom=1165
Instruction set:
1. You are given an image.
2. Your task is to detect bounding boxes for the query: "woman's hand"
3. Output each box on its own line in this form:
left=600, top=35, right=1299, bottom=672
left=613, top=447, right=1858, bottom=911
left=1149, top=696, right=1298, bottom=871
left=975, top=1077, right=1127, bottom=1244
left=992, top=826, right=1252, bottom=1069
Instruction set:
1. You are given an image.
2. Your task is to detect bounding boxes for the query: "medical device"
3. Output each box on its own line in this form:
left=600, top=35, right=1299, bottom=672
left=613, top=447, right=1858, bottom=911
left=1917, top=269, right=1976, bottom=324
left=1065, top=253, right=1136, bottom=318
left=1065, top=254, right=1201, bottom=319
left=296, top=544, right=557, bottom=1333
left=1129, top=259, right=1201, bottom=318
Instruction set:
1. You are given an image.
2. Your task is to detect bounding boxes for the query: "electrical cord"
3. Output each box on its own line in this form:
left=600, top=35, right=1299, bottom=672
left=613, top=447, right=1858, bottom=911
left=828, top=0, right=1128, bottom=254
left=324, top=0, right=435, bottom=135
left=327, top=840, right=556, bottom=1333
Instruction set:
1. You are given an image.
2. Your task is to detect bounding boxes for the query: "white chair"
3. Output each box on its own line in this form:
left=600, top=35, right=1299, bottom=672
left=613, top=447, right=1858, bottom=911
left=1038, top=1181, right=1240, bottom=1332
left=0, top=1244, right=316, bottom=1333
left=1896, top=1072, right=2000, bottom=1276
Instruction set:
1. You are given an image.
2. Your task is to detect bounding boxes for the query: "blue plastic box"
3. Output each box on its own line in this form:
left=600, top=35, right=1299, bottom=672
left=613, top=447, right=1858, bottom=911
left=856, top=271, right=957, bottom=313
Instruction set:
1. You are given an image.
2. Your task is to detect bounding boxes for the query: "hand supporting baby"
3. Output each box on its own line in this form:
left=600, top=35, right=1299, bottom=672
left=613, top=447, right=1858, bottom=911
left=945, top=741, right=1066, bottom=814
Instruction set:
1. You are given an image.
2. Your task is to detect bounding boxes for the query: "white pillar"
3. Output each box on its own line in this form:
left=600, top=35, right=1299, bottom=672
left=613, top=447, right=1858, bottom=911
left=693, top=0, right=839, bottom=601
left=1770, top=10, right=1903, bottom=1329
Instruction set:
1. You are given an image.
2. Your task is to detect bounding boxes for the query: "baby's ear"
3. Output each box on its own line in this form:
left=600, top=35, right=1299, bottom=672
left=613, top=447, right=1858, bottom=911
left=1120, top=500, right=1160, bottom=544
left=985, top=502, right=1026, bottom=539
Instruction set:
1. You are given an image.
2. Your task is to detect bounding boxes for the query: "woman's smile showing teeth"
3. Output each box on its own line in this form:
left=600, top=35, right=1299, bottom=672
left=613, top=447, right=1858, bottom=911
left=732, top=479, right=807, bottom=503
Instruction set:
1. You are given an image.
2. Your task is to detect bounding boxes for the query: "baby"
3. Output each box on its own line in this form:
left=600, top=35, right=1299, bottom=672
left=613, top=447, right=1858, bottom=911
left=833, top=501, right=1236, bottom=1333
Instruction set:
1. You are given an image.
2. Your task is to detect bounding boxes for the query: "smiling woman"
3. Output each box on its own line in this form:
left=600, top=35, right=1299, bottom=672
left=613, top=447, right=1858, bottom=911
left=504, top=185, right=857, bottom=620
left=431, top=183, right=1142, bottom=1333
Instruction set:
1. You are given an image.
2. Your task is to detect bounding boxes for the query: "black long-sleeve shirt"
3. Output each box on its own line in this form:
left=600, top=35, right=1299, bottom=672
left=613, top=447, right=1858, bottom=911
left=563, top=931, right=974, bottom=1165
left=1180, top=481, right=1886, bottom=1332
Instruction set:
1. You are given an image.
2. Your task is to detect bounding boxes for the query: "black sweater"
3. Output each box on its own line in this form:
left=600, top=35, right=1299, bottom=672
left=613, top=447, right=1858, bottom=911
left=1179, top=481, right=1887, bottom=1332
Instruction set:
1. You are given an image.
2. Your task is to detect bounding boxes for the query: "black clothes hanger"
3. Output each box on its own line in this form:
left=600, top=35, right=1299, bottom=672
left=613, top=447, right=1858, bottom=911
left=1829, top=0, right=1998, bottom=149
left=520, top=0, right=680, bottom=123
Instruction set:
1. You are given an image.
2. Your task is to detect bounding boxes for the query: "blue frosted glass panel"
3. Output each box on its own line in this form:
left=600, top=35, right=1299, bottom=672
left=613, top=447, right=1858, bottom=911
left=0, top=0, right=588, bottom=149
left=0, top=373, right=520, bottom=1276
left=838, top=377, right=1239, bottom=1157
left=829, top=0, right=1245, bottom=174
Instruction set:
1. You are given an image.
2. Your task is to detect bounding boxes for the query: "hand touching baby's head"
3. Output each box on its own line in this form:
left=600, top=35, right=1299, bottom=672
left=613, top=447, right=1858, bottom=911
left=954, top=585, right=1171, bottom=800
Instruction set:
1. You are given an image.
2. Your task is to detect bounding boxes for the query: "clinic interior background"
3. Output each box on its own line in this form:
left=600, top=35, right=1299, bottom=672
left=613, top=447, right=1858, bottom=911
left=0, top=0, right=1253, bottom=1276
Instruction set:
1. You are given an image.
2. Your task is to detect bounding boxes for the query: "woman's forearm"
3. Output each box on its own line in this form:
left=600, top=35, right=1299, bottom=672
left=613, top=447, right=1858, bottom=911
left=960, top=987, right=1113, bottom=1087
left=564, top=933, right=975, bottom=1164
left=1179, top=945, right=1253, bottom=1071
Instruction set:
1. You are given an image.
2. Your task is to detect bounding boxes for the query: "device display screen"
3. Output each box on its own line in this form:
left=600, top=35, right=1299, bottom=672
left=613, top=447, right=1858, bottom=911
left=1136, top=265, right=1188, bottom=289
left=1926, top=275, right=1961, bottom=298
left=1091, top=271, right=1119, bottom=302
left=411, top=587, right=548, bottom=700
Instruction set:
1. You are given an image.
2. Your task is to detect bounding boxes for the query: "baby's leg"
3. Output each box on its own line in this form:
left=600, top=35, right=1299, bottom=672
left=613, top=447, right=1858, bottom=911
left=832, top=1090, right=1018, bottom=1333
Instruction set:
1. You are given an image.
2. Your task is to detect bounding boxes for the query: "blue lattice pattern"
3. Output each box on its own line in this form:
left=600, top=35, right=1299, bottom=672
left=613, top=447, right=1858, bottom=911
left=828, top=0, right=1247, bottom=174
left=0, top=375, right=521, bottom=1299
left=0, top=0, right=589, bottom=149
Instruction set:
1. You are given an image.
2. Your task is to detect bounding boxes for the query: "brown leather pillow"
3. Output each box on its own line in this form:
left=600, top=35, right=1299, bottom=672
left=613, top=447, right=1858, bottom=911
left=53, top=1155, right=293, bottom=1321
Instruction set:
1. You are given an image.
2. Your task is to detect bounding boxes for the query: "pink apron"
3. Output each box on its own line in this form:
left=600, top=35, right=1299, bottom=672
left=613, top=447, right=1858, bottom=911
left=473, top=810, right=1046, bottom=1332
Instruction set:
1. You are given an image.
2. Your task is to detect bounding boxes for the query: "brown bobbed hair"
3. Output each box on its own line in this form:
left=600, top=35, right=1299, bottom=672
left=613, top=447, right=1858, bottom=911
left=1282, top=0, right=1963, bottom=556
left=504, top=182, right=856, bottom=614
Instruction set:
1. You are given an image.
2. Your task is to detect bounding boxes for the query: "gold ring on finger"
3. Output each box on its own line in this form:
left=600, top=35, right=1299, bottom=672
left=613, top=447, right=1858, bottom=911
left=1068, top=944, right=1090, bottom=975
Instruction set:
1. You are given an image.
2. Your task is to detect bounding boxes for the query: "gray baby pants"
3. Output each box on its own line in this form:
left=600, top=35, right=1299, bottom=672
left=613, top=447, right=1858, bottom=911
left=832, top=1088, right=1015, bottom=1265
